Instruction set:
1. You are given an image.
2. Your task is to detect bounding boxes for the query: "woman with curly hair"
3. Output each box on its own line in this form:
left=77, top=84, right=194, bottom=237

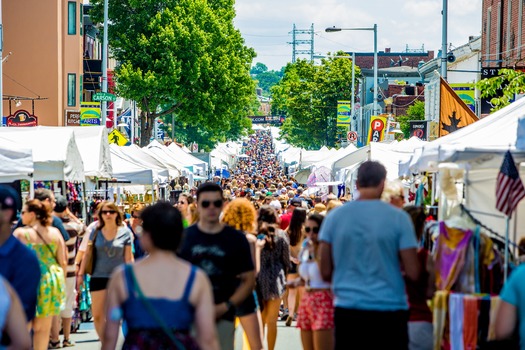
left=221, top=198, right=263, bottom=350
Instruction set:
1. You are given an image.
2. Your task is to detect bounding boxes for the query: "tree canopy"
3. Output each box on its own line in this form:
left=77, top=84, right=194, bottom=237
left=396, top=100, right=426, bottom=139
left=271, top=54, right=360, bottom=149
left=89, top=0, right=256, bottom=146
left=476, top=68, right=525, bottom=112
left=251, top=63, right=284, bottom=97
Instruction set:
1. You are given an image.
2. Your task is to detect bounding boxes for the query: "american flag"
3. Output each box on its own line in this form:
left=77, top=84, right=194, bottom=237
left=496, top=151, right=525, bottom=217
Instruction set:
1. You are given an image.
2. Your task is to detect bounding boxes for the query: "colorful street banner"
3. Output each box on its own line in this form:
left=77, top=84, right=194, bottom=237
left=367, top=116, right=388, bottom=144
left=439, top=77, right=478, bottom=137
left=409, top=121, right=428, bottom=141
left=450, top=83, right=476, bottom=113
left=337, top=101, right=351, bottom=127
left=80, top=102, right=101, bottom=126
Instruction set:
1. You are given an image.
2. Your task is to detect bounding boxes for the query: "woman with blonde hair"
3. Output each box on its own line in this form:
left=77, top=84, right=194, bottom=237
left=13, top=199, right=67, bottom=350
left=325, top=200, right=343, bottom=215
left=78, top=201, right=133, bottom=341
left=381, top=180, right=406, bottom=208
left=221, top=198, right=263, bottom=350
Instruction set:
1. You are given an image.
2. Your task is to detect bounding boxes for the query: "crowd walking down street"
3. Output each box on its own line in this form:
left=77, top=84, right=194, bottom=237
left=0, top=127, right=525, bottom=350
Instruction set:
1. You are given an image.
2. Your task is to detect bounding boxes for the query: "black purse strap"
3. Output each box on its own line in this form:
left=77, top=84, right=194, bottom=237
left=125, top=265, right=185, bottom=350
left=34, top=228, right=60, bottom=266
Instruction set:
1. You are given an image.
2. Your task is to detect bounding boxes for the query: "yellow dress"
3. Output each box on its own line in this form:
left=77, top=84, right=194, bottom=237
left=25, top=236, right=66, bottom=317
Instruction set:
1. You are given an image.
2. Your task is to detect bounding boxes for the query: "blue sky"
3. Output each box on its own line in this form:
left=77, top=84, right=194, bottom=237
left=234, top=0, right=482, bottom=71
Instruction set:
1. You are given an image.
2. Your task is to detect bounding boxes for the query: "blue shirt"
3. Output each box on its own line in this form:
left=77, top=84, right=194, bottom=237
left=0, top=234, right=41, bottom=321
left=319, top=200, right=417, bottom=311
left=500, top=264, right=525, bottom=349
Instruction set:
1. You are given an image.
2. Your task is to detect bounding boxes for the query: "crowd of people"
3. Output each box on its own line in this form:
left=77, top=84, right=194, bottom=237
left=0, top=128, right=525, bottom=350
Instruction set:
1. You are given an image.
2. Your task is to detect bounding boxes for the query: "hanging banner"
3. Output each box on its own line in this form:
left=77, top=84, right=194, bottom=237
left=450, top=83, right=476, bottom=113
left=80, top=102, right=101, bottom=126
left=6, top=110, right=38, bottom=127
left=439, top=77, right=478, bottom=137
left=409, top=121, right=428, bottom=141
left=367, top=116, right=387, bottom=144
left=336, top=101, right=351, bottom=127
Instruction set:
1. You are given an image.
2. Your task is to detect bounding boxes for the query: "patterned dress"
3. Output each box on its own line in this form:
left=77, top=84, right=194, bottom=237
left=257, top=230, right=290, bottom=301
left=24, top=233, right=66, bottom=317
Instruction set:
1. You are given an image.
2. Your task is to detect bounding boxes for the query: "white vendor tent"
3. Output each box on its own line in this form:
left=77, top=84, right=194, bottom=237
left=109, top=145, right=154, bottom=185
left=0, top=138, right=33, bottom=182
left=167, top=143, right=207, bottom=173
left=0, top=127, right=85, bottom=182
left=125, top=145, right=176, bottom=178
left=145, top=140, right=187, bottom=176
left=371, top=137, right=428, bottom=179
left=64, top=126, right=112, bottom=179
left=110, top=144, right=169, bottom=184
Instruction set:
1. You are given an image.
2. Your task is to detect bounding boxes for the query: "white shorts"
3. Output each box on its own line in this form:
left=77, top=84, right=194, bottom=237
left=60, top=277, right=77, bottom=318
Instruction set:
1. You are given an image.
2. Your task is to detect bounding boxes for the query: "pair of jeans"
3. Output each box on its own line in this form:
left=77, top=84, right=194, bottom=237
left=334, top=307, right=409, bottom=350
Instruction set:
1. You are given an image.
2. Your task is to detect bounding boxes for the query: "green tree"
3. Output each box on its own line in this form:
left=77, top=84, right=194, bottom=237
left=250, top=62, right=268, bottom=75
left=271, top=53, right=360, bottom=148
left=396, top=100, right=426, bottom=139
left=89, top=0, right=256, bottom=146
left=476, top=68, right=525, bottom=112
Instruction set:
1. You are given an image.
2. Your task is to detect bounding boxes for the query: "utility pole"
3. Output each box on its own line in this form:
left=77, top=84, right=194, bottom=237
left=101, top=0, right=109, bottom=126
left=289, top=23, right=315, bottom=63
left=441, top=0, right=448, bottom=80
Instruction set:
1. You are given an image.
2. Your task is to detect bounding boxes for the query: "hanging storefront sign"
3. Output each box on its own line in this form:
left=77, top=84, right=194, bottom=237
left=65, top=110, right=81, bottom=126
left=6, top=110, right=38, bottom=127
left=367, top=116, right=387, bottom=144
left=80, top=102, right=101, bottom=126
left=336, top=101, right=351, bottom=127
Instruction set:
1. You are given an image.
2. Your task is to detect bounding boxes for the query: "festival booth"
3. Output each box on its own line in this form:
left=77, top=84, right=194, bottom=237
left=403, top=97, right=525, bottom=349
left=167, top=142, right=207, bottom=175
left=144, top=140, right=187, bottom=177
left=0, top=127, right=85, bottom=182
left=0, top=138, right=33, bottom=183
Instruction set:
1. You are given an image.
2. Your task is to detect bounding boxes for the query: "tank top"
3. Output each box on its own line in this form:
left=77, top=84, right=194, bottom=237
left=122, top=264, right=196, bottom=331
left=298, top=249, right=331, bottom=289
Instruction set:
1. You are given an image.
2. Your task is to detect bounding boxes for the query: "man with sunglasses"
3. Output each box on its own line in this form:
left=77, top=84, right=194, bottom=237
left=319, top=161, right=420, bottom=350
left=179, top=182, right=255, bottom=350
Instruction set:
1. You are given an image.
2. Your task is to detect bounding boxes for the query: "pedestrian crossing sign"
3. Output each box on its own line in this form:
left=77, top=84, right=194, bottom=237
left=108, top=129, right=129, bottom=146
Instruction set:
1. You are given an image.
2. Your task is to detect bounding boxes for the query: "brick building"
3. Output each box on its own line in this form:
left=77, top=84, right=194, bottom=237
left=347, top=48, right=435, bottom=69
left=482, top=0, right=525, bottom=69
left=384, top=84, right=425, bottom=117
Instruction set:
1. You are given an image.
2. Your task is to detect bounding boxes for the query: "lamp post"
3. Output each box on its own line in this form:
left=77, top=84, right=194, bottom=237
left=325, top=25, right=379, bottom=116
left=101, top=0, right=109, bottom=127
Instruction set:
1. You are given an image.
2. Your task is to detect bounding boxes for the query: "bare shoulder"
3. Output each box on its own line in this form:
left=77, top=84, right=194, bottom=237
left=12, top=227, right=34, bottom=243
left=245, top=234, right=257, bottom=243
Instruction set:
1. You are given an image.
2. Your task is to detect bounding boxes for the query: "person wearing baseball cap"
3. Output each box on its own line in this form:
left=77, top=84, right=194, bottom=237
left=0, top=185, right=41, bottom=327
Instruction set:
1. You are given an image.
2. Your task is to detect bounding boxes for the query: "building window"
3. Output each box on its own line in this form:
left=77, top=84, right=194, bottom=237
left=68, top=74, right=76, bottom=107
left=80, top=3, right=83, bottom=36
left=68, top=2, right=76, bottom=35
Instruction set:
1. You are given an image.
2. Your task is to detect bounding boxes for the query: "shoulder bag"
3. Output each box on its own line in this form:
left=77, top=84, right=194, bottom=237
left=85, top=230, right=99, bottom=275
left=34, top=229, right=60, bottom=266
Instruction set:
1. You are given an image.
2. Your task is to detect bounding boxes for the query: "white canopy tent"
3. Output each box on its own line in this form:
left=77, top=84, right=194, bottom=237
left=0, top=127, right=85, bottom=182
left=125, top=145, right=177, bottom=178
left=370, top=137, right=428, bottom=179
left=167, top=143, right=207, bottom=173
left=109, top=145, right=169, bottom=184
left=64, top=126, right=113, bottom=179
left=145, top=140, right=188, bottom=176
left=0, top=138, right=33, bottom=182
left=109, top=146, right=154, bottom=185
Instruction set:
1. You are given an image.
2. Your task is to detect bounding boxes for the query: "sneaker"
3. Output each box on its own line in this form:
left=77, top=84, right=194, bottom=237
left=280, top=308, right=289, bottom=321
left=48, top=340, right=61, bottom=349
left=62, top=339, right=74, bottom=348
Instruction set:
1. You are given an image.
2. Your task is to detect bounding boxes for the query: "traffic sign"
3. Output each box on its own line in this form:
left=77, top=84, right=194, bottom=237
left=92, top=92, right=117, bottom=102
left=108, top=129, right=129, bottom=146
left=347, top=131, right=358, bottom=142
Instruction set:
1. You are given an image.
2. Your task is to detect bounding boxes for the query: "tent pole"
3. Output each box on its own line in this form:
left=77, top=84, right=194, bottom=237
left=504, top=215, right=510, bottom=282
left=29, top=176, right=34, bottom=199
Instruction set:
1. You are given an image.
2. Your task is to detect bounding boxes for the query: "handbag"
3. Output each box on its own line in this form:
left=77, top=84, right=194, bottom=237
left=126, top=265, right=200, bottom=350
left=85, top=230, right=99, bottom=275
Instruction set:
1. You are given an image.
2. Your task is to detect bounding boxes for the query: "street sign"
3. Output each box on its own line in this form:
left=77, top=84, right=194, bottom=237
left=347, top=131, right=358, bottom=142
left=108, top=129, right=129, bottom=146
left=92, top=92, right=117, bottom=102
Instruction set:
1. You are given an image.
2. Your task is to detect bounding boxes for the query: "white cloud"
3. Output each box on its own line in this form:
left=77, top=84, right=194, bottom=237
left=234, top=0, right=482, bottom=70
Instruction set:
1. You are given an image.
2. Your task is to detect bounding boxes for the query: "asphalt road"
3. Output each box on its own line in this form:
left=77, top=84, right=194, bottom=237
left=71, top=319, right=302, bottom=349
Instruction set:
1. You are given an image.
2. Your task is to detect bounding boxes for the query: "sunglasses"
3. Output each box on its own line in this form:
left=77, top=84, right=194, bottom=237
left=101, top=210, right=117, bottom=215
left=131, top=214, right=140, bottom=219
left=305, top=226, right=319, bottom=234
left=178, top=201, right=187, bottom=205
left=201, top=200, right=223, bottom=208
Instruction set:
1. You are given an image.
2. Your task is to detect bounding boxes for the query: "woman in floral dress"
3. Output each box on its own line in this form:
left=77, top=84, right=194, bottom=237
left=13, top=199, right=66, bottom=350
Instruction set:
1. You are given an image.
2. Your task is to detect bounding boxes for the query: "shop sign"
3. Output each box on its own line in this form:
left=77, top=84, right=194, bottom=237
left=6, top=110, right=38, bottom=127
left=65, top=110, right=81, bottom=126
left=80, top=102, right=101, bottom=126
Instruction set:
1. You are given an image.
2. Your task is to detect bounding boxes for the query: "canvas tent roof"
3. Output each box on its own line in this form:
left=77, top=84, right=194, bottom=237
left=64, top=126, right=112, bottom=178
left=109, top=145, right=154, bottom=185
left=411, top=96, right=525, bottom=172
left=145, top=140, right=187, bottom=176
left=109, top=145, right=169, bottom=184
left=0, top=127, right=85, bottom=181
left=0, top=138, right=33, bottom=182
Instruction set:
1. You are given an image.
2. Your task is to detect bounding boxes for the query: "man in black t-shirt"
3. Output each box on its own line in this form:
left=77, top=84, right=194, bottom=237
left=179, top=182, right=255, bottom=350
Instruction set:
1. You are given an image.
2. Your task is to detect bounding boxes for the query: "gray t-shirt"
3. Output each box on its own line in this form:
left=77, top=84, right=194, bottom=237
left=90, top=226, right=132, bottom=278
left=319, top=200, right=417, bottom=311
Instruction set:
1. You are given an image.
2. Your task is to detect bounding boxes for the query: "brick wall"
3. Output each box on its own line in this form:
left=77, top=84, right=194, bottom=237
left=482, top=0, right=525, bottom=68
left=353, top=50, right=435, bottom=69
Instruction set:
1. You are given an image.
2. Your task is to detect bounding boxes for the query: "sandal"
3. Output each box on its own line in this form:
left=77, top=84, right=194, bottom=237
left=62, top=339, right=74, bottom=347
left=48, top=340, right=61, bottom=349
